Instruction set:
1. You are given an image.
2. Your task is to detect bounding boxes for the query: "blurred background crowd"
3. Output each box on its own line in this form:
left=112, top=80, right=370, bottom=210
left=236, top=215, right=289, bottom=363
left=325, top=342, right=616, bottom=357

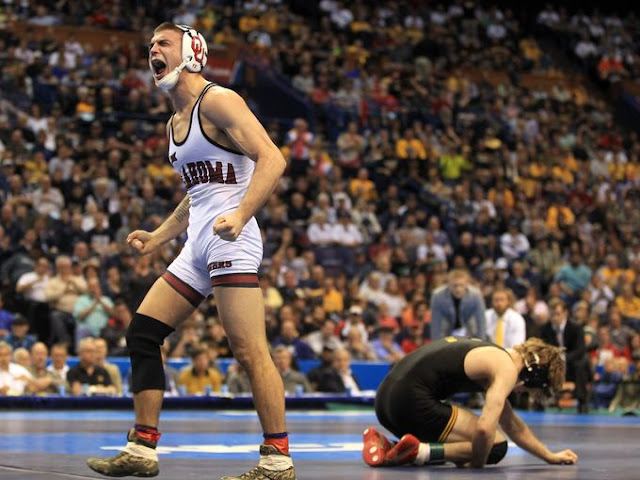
left=0, top=1, right=639, bottom=413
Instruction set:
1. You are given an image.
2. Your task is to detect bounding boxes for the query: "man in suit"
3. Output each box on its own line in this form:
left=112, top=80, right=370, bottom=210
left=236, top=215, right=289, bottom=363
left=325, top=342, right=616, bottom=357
left=314, top=348, right=361, bottom=393
left=541, top=298, right=590, bottom=413
left=430, top=269, right=486, bottom=340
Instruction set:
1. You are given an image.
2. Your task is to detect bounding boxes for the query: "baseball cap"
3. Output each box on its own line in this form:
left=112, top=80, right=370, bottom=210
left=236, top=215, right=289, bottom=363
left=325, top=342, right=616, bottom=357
left=349, top=305, right=363, bottom=315
left=495, top=258, right=509, bottom=270
left=378, top=318, right=398, bottom=331
left=11, top=314, right=29, bottom=326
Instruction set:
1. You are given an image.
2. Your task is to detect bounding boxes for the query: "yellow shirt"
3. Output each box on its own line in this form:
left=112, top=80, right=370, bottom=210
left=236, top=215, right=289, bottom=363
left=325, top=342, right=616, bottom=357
left=323, top=289, right=344, bottom=314
left=530, top=162, right=548, bottom=179
left=260, top=12, right=280, bottom=33
left=608, top=162, right=627, bottom=182
left=551, top=165, right=574, bottom=184
left=350, top=21, right=372, bottom=33
left=517, top=176, right=540, bottom=200
left=488, top=188, right=515, bottom=209
left=178, top=367, right=222, bottom=395
left=239, top=16, right=260, bottom=33
left=349, top=178, right=377, bottom=200
left=396, top=139, right=427, bottom=160
left=616, top=295, right=640, bottom=319
left=24, top=160, right=48, bottom=184
left=520, top=39, right=542, bottom=62
left=146, top=163, right=176, bottom=186
left=600, top=267, right=623, bottom=287
left=546, top=205, right=575, bottom=229
left=264, top=287, right=283, bottom=311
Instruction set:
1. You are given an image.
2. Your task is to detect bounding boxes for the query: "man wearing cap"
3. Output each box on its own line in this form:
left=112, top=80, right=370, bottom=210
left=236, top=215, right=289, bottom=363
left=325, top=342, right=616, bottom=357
left=4, top=314, right=36, bottom=351
left=338, top=305, right=369, bottom=342
left=371, top=319, right=404, bottom=363
left=401, top=320, right=427, bottom=354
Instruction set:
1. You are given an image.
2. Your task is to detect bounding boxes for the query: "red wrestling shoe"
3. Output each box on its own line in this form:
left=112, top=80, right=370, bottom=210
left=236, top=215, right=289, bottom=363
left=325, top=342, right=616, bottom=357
left=362, top=427, right=394, bottom=467
left=384, top=433, right=420, bottom=466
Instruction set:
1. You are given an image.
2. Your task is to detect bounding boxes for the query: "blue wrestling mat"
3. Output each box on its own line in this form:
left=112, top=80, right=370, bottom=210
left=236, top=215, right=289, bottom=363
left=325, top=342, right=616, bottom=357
left=1, top=409, right=638, bottom=479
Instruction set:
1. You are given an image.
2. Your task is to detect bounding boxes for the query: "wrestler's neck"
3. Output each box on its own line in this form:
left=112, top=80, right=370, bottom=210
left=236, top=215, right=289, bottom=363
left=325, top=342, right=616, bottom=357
left=169, top=73, right=210, bottom=113
left=506, top=349, right=525, bottom=374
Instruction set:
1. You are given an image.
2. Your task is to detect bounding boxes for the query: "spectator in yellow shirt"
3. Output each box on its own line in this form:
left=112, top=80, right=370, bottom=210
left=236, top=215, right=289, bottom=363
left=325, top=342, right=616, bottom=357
left=551, top=161, right=574, bottom=184
left=396, top=128, right=427, bottom=160
left=546, top=203, right=575, bottom=230
left=598, top=254, right=625, bottom=289
left=349, top=168, right=377, bottom=201
left=615, top=283, right=640, bottom=321
left=322, top=277, right=344, bottom=314
left=146, top=156, right=175, bottom=188
left=177, top=346, right=223, bottom=395
left=24, top=151, right=49, bottom=185
left=439, top=145, right=470, bottom=181
left=488, top=179, right=515, bottom=209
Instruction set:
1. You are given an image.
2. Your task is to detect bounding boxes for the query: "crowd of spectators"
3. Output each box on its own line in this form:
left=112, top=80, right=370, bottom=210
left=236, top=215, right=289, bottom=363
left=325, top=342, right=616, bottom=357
left=0, top=2, right=639, bottom=411
left=536, top=4, right=639, bottom=84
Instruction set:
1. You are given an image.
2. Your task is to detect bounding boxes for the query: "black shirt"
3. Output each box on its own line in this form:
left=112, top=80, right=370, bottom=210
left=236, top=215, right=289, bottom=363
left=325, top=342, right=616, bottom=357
left=67, top=364, right=112, bottom=387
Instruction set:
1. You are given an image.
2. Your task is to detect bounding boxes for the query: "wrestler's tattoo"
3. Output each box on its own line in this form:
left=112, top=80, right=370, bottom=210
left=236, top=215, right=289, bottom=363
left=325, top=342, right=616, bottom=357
left=172, top=195, right=190, bottom=224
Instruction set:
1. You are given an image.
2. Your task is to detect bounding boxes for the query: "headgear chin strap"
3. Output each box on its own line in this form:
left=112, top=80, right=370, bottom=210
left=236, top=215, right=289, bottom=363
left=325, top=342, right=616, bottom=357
left=519, top=352, right=550, bottom=389
left=154, top=24, right=208, bottom=91
left=155, top=60, right=187, bottom=91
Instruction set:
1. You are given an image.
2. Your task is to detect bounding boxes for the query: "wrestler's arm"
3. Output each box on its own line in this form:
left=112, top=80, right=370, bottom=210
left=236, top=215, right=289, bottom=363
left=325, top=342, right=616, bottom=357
left=499, top=400, right=578, bottom=465
left=470, top=364, right=515, bottom=467
left=200, top=88, right=286, bottom=238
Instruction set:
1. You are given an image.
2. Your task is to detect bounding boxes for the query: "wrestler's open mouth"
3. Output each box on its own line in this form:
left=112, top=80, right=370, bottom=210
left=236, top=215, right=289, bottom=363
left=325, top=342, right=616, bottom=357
left=152, top=59, right=166, bottom=76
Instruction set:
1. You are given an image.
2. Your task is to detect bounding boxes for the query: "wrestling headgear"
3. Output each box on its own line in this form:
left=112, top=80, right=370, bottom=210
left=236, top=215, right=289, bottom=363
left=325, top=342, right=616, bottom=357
left=519, top=352, right=550, bottom=389
left=155, top=24, right=208, bottom=91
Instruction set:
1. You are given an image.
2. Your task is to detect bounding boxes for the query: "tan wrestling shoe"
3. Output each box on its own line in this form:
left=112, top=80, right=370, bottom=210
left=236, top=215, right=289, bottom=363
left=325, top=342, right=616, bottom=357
left=86, top=428, right=159, bottom=477
left=220, top=444, right=297, bottom=480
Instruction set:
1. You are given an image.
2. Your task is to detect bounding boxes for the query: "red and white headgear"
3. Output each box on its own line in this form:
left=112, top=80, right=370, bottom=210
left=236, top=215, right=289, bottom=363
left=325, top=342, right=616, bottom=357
left=155, top=24, right=208, bottom=91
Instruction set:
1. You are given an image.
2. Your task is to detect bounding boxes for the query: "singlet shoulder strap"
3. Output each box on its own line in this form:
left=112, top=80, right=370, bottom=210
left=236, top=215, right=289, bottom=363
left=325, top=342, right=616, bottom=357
left=194, top=82, right=217, bottom=110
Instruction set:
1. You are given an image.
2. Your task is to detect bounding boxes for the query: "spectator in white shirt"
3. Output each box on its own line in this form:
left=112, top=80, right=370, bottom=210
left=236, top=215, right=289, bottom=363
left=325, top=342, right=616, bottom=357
left=575, top=34, right=598, bottom=60
left=417, top=231, right=447, bottom=264
left=48, top=143, right=75, bottom=180
left=47, top=343, right=70, bottom=390
left=330, top=2, right=354, bottom=30
left=500, top=222, right=531, bottom=260
left=311, top=192, right=337, bottom=224
left=305, top=319, right=344, bottom=357
left=486, top=21, right=507, bottom=40
left=0, top=341, right=33, bottom=395
left=485, top=288, right=526, bottom=348
left=332, top=212, right=364, bottom=248
left=307, top=211, right=334, bottom=247
left=333, top=348, right=360, bottom=393
left=359, top=272, right=389, bottom=307
left=15, top=257, right=51, bottom=341
left=537, top=5, right=560, bottom=27
left=32, top=175, right=65, bottom=219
